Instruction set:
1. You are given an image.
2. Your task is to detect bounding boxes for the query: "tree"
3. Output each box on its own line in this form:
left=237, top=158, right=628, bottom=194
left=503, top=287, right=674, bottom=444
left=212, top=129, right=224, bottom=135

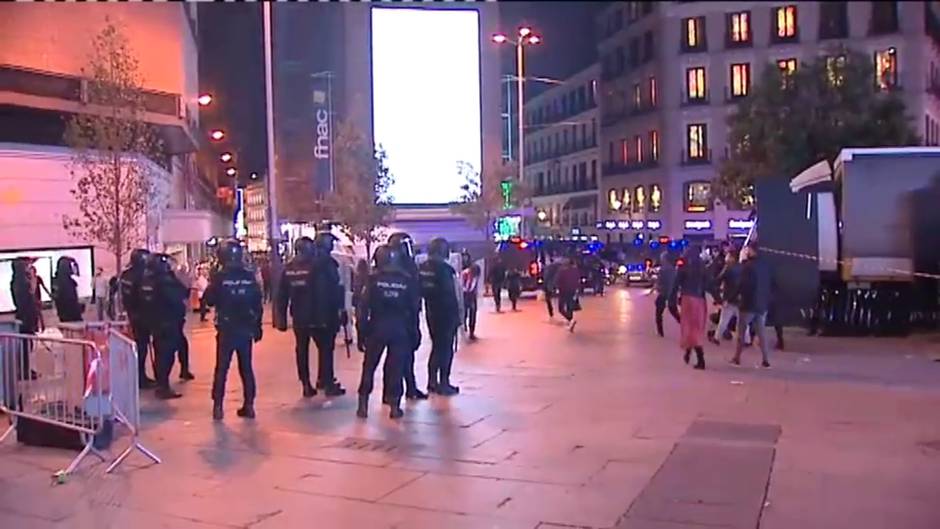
left=325, top=120, right=394, bottom=256
left=451, top=161, right=528, bottom=240
left=63, top=19, right=167, bottom=272
left=717, top=47, right=919, bottom=205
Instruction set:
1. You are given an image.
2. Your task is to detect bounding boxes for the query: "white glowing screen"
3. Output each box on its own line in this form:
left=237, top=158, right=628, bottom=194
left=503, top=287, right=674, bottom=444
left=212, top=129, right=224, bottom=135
left=371, top=7, right=482, bottom=204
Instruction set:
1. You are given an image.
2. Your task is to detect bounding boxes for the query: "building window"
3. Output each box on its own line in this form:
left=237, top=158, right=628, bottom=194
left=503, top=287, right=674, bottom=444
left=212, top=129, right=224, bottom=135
left=682, top=16, right=707, bottom=52
left=874, top=48, right=898, bottom=91
left=777, top=58, right=797, bottom=88
left=629, top=37, right=641, bottom=67
left=649, top=76, right=657, bottom=107
left=608, top=142, right=615, bottom=164
left=634, top=185, right=646, bottom=213
left=773, top=5, right=798, bottom=42
left=826, top=54, right=846, bottom=86
left=608, top=189, right=621, bottom=212
left=870, top=1, right=899, bottom=35
left=684, top=181, right=713, bottom=212
left=686, top=67, right=707, bottom=102
left=650, top=130, right=660, bottom=161
left=591, top=160, right=597, bottom=186
left=621, top=187, right=632, bottom=212
left=620, top=138, right=629, bottom=163
left=730, top=63, right=750, bottom=98
left=686, top=123, right=708, bottom=161
left=643, top=31, right=655, bottom=62
left=650, top=184, right=662, bottom=212
left=727, top=11, right=751, bottom=46
left=633, top=83, right=642, bottom=109
left=635, top=135, right=644, bottom=163
left=819, top=1, right=848, bottom=40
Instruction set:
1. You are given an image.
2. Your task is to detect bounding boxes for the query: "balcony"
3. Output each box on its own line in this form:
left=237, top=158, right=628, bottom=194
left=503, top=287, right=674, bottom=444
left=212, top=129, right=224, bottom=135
left=681, top=90, right=710, bottom=107
left=534, top=181, right=599, bottom=197
left=527, top=100, right=598, bottom=133
left=527, top=139, right=599, bottom=164
left=603, top=159, right=659, bottom=176
left=681, top=149, right=712, bottom=166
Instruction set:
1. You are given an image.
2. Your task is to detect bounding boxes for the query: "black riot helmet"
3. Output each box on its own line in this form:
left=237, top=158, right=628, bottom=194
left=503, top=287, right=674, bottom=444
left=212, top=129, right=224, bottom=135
left=150, top=253, right=173, bottom=275
left=314, top=231, right=337, bottom=256
left=372, top=244, right=400, bottom=271
left=217, top=239, right=245, bottom=269
left=428, top=237, right=450, bottom=261
left=56, top=256, right=79, bottom=278
left=387, top=232, right=415, bottom=261
left=130, top=248, right=150, bottom=269
left=294, top=236, right=316, bottom=259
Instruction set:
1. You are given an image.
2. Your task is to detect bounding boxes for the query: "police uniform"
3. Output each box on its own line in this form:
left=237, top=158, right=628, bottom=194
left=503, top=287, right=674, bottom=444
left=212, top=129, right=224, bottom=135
left=120, top=249, right=155, bottom=387
left=139, top=254, right=188, bottom=399
left=309, top=249, right=346, bottom=394
left=52, top=257, right=83, bottom=323
left=419, top=238, right=462, bottom=395
left=384, top=232, right=427, bottom=401
left=275, top=240, right=320, bottom=397
left=356, top=245, right=421, bottom=419
left=205, top=241, right=263, bottom=420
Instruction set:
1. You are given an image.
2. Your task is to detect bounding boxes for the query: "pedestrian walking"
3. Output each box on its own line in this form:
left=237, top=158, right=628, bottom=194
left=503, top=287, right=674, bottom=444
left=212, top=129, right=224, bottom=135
left=673, top=246, right=709, bottom=369
left=506, top=268, right=522, bottom=311
left=94, top=267, right=109, bottom=320
left=488, top=256, right=507, bottom=313
left=196, top=269, right=210, bottom=322
left=27, top=262, right=50, bottom=332
left=707, top=252, right=749, bottom=345
left=542, top=256, right=561, bottom=319
left=205, top=240, right=263, bottom=420
left=355, top=244, right=421, bottom=419
left=52, top=256, right=83, bottom=323
left=731, top=245, right=774, bottom=368
left=555, top=256, right=581, bottom=332
left=654, top=251, right=681, bottom=337
left=461, top=263, right=481, bottom=340
left=419, top=237, right=463, bottom=396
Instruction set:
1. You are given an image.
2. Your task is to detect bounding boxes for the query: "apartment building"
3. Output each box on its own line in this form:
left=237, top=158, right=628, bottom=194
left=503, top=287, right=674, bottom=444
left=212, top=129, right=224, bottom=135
left=596, top=1, right=940, bottom=242
left=523, top=64, right=600, bottom=238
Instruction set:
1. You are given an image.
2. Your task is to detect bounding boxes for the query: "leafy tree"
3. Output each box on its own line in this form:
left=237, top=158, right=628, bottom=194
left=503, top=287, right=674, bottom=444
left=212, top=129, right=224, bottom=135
left=63, top=19, right=167, bottom=272
left=325, top=120, right=394, bottom=256
left=451, top=161, right=528, bottom=241
left=717, top=47, right=919, bottom=205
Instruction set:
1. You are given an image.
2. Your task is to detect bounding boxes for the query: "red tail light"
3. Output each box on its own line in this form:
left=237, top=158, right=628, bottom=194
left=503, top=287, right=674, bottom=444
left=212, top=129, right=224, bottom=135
left=676, top=258, right=686, bottom=267
left=528, top=261, right=540, bottom=277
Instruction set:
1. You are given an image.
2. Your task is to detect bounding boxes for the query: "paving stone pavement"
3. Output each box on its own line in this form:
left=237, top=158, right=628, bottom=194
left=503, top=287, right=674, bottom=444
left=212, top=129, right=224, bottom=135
left=1, top=288, right=939, bottom=529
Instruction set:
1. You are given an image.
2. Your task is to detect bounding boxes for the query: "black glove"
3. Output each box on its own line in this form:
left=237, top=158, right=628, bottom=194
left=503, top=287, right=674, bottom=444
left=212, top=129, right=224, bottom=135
left=254, top=326, right=263, bottom=343
left=339, top=310, right=349, bottom=327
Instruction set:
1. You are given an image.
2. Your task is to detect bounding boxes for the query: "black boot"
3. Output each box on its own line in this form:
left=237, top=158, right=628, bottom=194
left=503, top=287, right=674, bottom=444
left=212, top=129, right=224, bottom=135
left=683, top=349, right=691, bottom=365
left=323, top=380, right=346, bottom=397
left=406, top=389, right=429, bottom=400
left=356, top=395, right=369, bottom=418
left=212, top=401, right=223, bottom=421
left=694, top=347, right=705, bottom=370
left=388, top=401, right=404, bottom=419
left=302, top=381, right=317, bottom=398
left=180, top=370, right=195, bottom=381
left=707, top=330, right=720, bottom=346
left=237, top=403, right=255, bottom=419
left=437, top=382, right=460, bottom=396
left=139, top=376, right=157, bottom=389
left=155, top=387, right=182, bottom=400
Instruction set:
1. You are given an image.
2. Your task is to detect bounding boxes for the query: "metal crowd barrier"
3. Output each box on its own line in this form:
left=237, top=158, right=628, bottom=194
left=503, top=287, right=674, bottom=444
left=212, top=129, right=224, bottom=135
left=0, top=333, right=108, bottom=475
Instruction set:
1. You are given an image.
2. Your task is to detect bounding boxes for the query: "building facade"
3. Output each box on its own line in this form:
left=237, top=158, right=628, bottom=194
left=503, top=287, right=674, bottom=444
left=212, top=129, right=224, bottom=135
left=596, top=1, right=940, bottom=243
left=244, top=181, right=269, bottom=253
left=0, top=3, right=226, bottom=271
left=522, top=64, right=600, bottom=239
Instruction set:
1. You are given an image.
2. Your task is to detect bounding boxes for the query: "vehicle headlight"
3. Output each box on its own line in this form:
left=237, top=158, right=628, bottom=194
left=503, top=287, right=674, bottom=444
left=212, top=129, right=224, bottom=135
left=618, top=265, right=627, bottom=275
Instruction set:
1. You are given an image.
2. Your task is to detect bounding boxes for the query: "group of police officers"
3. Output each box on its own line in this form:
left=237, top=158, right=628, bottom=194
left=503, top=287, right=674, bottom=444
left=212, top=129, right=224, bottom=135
left=117, top=230, right=463, bottom=421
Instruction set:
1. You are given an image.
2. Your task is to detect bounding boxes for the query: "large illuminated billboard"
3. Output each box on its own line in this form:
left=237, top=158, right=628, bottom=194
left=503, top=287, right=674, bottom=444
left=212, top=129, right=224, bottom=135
left=371, top=7, right=482, bottom=205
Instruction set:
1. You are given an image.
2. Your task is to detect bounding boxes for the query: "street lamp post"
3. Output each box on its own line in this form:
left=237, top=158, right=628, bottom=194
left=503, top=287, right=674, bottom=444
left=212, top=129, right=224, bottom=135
left=493, top=27, right=541, bottom=186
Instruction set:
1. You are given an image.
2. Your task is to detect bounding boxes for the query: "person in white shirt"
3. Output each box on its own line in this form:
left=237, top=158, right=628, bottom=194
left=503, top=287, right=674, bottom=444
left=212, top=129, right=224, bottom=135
left=94, top=267, right=109, bottom=320
left=461, top=263, right=481, bottom=340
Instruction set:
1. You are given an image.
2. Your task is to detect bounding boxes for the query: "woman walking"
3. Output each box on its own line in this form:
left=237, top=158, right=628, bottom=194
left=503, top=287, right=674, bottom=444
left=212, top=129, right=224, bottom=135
left=673, top=246, right=709, bottom=369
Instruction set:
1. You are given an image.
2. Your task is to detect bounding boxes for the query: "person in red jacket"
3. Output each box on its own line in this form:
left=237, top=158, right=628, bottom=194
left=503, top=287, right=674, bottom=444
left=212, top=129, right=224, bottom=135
left=555, top=257, right=581, bottom=332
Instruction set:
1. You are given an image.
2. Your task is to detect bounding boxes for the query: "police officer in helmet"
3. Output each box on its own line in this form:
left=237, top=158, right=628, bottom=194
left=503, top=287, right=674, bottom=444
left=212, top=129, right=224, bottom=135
left=355, top=244, right=421, bottom=419
left=140, top=252, right=189, bottom=399
left=419, top=237, right=463, bottom=396
left=52, top=256, right=83, bottom=323
left=385, top=232, right=427, bottom=400
left=120, top=249, right=157, bottom=388
left=309, top=230, right=348, bottom=395
left=276, top=236, right=321, bottom=397
left=205, top=239, right=263, bottom=420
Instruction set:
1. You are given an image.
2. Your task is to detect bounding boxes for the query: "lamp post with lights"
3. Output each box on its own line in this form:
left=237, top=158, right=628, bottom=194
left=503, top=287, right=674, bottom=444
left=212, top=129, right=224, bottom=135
left=492, top=27, right=541, bottom=185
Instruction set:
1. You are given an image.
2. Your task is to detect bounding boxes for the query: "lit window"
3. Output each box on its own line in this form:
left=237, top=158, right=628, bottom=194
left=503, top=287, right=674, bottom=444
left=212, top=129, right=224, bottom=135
left=634, top=186, right=646, bottom=213
left=729, top=11, right=751, bottom=44
left=620, top=138, right=629, bottom=163
left=686, top=67, right=707, bottom=100
left=621, top=187, right=632, bottom=211
left=875, top=48, right=898, bottom=91
left=649, top=76, right=657, bottom=106
left=635, top=135, right=643, bottom=163
left=650, top=130, right=660, bottom=161
left=684, top=181, right=712, bottom=212
left=777, top=58, right=797, bottom=88
left=774, top=6, right=797, bottom=40
left=650, top=184, right=662, bottom=212
left=730, top=63, right=750, bottom=97
left=608, top=189, right=622, bottom=211
left=687, top=123, right=707, bottom=160
left=633, top=83, right=642, bottom=109
left=683, top=17, right=706, bottom=51
left=826, top=54, right=846, bottom=86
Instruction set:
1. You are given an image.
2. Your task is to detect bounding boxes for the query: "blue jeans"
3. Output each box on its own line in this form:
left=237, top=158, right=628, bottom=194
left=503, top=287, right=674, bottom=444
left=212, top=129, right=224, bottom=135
left=736, top=311, right=769, bottom=363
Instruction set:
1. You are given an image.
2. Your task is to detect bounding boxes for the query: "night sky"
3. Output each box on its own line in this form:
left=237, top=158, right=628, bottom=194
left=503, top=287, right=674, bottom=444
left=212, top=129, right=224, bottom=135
left=197, top=2, right=604, bottom=181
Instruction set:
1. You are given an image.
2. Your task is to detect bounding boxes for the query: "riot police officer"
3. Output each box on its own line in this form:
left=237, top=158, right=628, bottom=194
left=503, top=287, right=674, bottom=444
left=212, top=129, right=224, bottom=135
left=204, top=240, right=263, bottom=420
left=52, top=256, right=83, bottom=323
left=140, top=253, right=189, bottom=400
left=308, top=231, right=347, bottom=395
left=120, top=249, right=156, bottom=388
left=419, top=237, right=463, bottom=396
left=276, top=236, right=320, bottom=397
left=385, top=232, right=427, bottom=400
left=356, top=244, right=421, bottom=419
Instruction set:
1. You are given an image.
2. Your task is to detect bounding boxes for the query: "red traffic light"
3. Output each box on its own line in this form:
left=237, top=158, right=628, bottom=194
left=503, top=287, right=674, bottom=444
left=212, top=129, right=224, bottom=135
left=658, top=236, right=670, bottom=244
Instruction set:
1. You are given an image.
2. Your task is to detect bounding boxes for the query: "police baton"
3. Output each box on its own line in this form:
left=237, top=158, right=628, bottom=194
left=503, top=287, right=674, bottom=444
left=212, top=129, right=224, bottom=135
left=342, top=322, right=352, bottom=358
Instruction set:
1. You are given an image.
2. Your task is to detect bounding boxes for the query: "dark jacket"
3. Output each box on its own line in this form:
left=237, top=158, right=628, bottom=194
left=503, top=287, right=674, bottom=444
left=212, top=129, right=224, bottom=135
left=715, top=263, right=743, bottom=305
left=11, top=260, right=39, bottom=334
left=139, top=270, right=188, bottom=333
left=119, top=265, right=146, bottom=321
left=657, top=262, right=678, bottom=297
left=53, top=274, right=83, bottom=322
left=542, top=261, right=561, bottom=292
left=738, top=255, right=773, bottom=313
left=419, top=258, right=460, bottom=330
left=488, top=262, right=507, bottom=285
left=204, top=266, right=263, bottom=338
left=673, top=255, right=708, bottom=300
left=357, top=266, right=421, bottom=345
left=555, top=264, right=581, bottom=294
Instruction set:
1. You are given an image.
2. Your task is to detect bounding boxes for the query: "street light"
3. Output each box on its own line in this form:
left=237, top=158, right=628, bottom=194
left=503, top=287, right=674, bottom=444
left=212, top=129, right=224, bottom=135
left=226, top=167, right=236, bottom=177
left=220, top=152, right=233, bottom=163
left=492, top=27, right=542, bottom=187
left=210, top=129, right=225, bottom=141
left=198, top=94, right=213, bottom=106
left=249, top=172, right=259, bottom=180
